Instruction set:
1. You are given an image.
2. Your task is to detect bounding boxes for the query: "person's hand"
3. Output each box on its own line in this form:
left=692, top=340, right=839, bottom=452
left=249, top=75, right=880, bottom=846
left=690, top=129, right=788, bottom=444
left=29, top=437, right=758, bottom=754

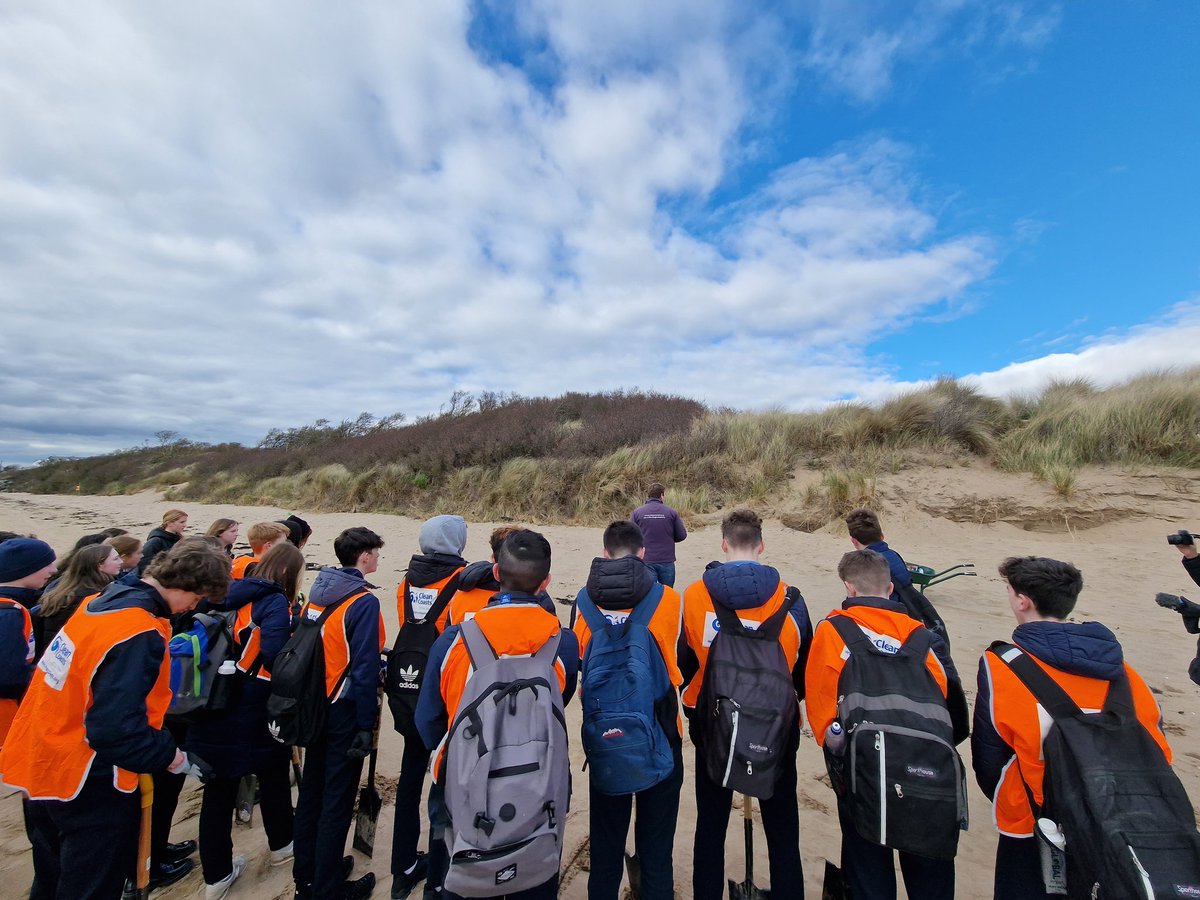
left=1176, top=543, right=1199, bottom=560
left=347, top=730, right=374, bottom=759
left=168, top=750, right=215, bottom=783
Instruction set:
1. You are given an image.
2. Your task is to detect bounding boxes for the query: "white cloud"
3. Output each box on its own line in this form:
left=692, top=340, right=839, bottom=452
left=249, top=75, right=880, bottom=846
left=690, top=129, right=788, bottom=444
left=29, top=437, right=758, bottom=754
left=0, top=0, right=1115, bottom=469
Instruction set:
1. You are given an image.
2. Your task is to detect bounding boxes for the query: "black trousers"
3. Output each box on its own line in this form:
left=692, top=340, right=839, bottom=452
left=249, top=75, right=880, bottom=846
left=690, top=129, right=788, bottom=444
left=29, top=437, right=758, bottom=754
left=293, top=701, right=364, bottom=897
left=199, top=760, right=294, bottom=883
left=587, top=745, right=683, bottom=900
left=837, top=801, right=954, bottom=900
left=994, top=835, right=1053, bottom=900
left=25, top=776, right=140, bottom=900
left=150, top=720, right=189, bottom=868
left=692, top=725, right=803, bottom=900
left=390, top=733, right=432, bottom=876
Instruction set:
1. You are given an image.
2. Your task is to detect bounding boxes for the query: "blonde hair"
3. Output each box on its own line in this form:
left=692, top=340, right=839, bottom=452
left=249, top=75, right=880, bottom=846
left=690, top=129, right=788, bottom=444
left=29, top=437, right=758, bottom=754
left=247, top=522, right=289, bottom=552
left=162, top=509, right=188, bottom=527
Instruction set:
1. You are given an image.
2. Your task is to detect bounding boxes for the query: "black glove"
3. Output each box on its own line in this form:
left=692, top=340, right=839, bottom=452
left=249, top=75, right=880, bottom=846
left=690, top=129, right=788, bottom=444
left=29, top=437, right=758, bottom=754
left=347, top=729, right=374, bottom=759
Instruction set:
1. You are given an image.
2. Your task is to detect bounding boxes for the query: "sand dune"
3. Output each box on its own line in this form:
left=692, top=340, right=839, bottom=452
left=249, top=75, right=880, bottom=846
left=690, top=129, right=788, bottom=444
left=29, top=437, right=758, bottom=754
left=1, top=463, right=1197, bottom=898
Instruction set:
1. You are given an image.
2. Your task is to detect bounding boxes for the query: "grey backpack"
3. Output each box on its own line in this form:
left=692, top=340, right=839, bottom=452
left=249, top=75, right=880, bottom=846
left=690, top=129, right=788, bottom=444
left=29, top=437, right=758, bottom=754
left=442, top=619, right=570, bottom=897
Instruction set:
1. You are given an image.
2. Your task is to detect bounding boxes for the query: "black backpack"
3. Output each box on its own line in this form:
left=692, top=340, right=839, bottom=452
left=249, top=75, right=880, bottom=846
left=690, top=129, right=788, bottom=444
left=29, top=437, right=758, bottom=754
left=385, top=575, right=460, bottom=738
left=695, top=590, right=799, bottom=799
left=994, top=641, right=1200, bottom=899
left=828, top=615, right=967, bottom=861
left=266, top=590, right=364, bottom=747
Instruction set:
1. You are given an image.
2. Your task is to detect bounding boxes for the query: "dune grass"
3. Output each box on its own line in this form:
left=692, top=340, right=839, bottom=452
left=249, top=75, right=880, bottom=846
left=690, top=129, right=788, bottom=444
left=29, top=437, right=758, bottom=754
left=9, top=370, right=1200, bottom=528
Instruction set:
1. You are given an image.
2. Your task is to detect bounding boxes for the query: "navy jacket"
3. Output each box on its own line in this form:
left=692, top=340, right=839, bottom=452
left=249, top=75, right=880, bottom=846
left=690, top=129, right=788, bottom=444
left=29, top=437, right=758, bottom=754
left=82, top=582, right=179, bottom=779
left=972, top=620, right=1127, bottom=799
left=0, top=586, right=37, bottom=701
left=185, top=577, right=292, bottom=777
left=307, top=566, right=383, bottom=731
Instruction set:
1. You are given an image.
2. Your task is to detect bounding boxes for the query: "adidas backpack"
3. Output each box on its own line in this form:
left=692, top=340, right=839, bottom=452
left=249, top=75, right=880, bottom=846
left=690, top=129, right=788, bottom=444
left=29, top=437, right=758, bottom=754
left=695, top=591, right=799, bottom=799
left=827, top=615, right=967, bottom=861
left=441, top=619, right=570, bottom=898
left=266, top=591, right=364, bottom=747
left=576, top=583, right=675, bottom=795
left=385, top=575, right=460, bottom=738
left=994, top=641, right=1200, bottom=899
left=166, top=609, right=240, bottom=721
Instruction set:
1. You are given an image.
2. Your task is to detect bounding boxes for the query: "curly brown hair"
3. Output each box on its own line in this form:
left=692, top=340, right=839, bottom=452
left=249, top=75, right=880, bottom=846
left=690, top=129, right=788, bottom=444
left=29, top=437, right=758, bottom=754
left=145, top=542, right=231, bottom=601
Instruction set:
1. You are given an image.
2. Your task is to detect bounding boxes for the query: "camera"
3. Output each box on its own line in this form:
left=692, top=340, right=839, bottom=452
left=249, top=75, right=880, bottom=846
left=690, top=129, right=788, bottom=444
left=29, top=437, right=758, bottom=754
left=1167, top=529, right=1196, bottom=546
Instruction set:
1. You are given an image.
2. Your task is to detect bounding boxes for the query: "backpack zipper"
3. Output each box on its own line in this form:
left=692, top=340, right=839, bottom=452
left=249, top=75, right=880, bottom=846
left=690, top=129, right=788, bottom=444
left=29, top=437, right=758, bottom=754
left=722, top=705, right=740, bottom=787
left=877, top=730, right=887, bottom=846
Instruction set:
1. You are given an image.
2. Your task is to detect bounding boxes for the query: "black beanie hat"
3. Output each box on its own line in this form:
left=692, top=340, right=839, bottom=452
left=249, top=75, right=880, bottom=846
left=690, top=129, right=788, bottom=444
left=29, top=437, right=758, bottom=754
left=0, top=538, right=56, bottom=583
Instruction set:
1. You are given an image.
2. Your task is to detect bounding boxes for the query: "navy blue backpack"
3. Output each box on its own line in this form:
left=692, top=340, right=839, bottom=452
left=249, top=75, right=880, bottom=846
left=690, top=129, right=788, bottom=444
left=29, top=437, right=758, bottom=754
left=576, top=583, right=675, bottom=795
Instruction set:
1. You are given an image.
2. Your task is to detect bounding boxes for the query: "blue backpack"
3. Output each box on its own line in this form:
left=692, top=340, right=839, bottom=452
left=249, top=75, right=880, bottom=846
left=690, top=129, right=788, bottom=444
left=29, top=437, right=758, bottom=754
left=576, top=583, right=675, bottom=795
left=167, top=610, right=239, bottom=721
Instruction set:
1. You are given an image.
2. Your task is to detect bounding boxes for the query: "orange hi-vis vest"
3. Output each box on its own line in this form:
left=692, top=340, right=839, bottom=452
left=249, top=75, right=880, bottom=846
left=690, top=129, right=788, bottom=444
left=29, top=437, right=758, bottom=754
left=432, top=601, right=566, bottom=781
left=805, top=605, right=949, bottom=747
left=0, top=598, right=34, bottom=748
left=0, top=605, right=171, bottom=801
left=979, top=645, right=1170, bottom=837
left=680, top=579, right=802, bottom=710
left=445, top=583, right=493, bottom=628
left=396, top=570, right=463, bottom=632
left=299, top=591, right=383, bottom=700
left=230, top=554, right=258, bottom=580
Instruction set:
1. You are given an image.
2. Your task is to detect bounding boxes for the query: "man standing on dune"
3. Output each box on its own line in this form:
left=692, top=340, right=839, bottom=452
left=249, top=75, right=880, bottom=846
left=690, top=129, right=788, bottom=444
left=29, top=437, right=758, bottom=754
left=632, top=483, right=687, bottom=587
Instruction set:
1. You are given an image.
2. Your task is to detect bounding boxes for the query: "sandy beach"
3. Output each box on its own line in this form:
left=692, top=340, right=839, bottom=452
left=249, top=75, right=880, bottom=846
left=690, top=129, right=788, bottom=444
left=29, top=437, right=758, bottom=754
left=1, top=466, right=1198, bottom=899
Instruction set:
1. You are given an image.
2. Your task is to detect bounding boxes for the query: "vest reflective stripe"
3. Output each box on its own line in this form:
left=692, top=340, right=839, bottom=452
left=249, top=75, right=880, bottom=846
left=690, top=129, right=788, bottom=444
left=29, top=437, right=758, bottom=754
left=0, top=606, right=171, bottom=800
left=982, top=648, right=1170, bottom=836
left=680, top=580, right=798, bottom=709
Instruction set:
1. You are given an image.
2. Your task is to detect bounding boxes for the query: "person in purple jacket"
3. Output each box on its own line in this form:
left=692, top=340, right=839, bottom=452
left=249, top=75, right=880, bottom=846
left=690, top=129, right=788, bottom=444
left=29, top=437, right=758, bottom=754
left=632, top=483, right=687, bottom=587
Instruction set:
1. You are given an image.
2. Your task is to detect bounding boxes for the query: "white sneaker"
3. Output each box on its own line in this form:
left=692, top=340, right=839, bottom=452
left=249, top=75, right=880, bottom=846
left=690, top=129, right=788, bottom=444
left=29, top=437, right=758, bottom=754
left=269, top=841, right=294, bottom=867
left=205, top=855, right=246, bottom=900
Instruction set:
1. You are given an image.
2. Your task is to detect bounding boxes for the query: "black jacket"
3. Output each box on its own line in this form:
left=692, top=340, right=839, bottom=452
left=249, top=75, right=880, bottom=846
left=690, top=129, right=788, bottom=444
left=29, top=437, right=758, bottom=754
left=137, top=528, right=181, bottom=575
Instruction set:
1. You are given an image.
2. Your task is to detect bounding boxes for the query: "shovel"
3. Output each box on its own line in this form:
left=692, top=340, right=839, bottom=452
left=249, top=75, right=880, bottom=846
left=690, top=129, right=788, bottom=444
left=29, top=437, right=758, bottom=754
left=728, top=794, right=770, bottom=899
left=353, top=691, right=384, bottom=856
left=133, top=774, right=154, bottom=900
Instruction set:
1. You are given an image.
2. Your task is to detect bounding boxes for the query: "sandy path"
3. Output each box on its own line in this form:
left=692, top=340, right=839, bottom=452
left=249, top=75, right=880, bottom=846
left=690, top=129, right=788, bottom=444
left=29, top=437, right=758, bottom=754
left=0, top=473, right=1197, bottom=899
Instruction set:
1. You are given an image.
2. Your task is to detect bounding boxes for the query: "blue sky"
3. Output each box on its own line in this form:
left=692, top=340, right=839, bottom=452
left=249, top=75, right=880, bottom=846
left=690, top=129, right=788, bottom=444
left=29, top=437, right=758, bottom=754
left=0, top=1, right=1198, bottom=465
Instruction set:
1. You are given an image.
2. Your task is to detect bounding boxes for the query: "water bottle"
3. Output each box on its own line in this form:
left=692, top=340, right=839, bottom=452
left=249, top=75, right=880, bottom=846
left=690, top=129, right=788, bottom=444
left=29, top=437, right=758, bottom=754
left=825, top=721, right=847, bottom=755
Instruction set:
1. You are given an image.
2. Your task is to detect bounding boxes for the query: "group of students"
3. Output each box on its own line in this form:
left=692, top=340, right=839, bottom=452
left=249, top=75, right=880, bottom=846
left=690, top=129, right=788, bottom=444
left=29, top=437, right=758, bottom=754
left=0, top=499, right=1196, bottom=900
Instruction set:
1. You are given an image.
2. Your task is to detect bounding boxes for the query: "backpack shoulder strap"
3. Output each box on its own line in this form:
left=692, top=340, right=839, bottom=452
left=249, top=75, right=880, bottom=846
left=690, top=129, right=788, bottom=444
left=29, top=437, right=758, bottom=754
left=427, top=573, right=461, bottom=624
left=990, top=641, right=1081, bottom=720
left=533, top=629, right=562, bottom=666
left=306, top=590, right=367, bottom=628
left=1102, top=669, right=1136, bottom=719
left=573, top=587, right=608, bottom=635
left=626, top=582, right=665, bottom=630
left=828, top=612, right=875, bottom=655
left=898, top=622, right=935, bottom=660
left=460, top=617, right=498, bottom=670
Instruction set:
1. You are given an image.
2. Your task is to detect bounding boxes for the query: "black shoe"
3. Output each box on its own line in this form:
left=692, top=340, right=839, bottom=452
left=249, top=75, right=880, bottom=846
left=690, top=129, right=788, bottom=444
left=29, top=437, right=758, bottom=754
left=164, top=839, right=197, bottom=863
left=294, top=858, right=357, bottom=898
left=148, top=858, right=194, bottom=891
left=391, top=853, right=428, bottom=899
left=339, top=873, right=376, bottom=900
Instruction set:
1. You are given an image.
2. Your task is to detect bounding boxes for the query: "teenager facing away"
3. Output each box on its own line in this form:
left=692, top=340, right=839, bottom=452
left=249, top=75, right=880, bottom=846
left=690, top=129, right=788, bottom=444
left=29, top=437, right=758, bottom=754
left=188, top=542, right=302, bottom=899
left=415, top=529, right=580, bottom=900
left=0, top=538, right=56, bottom=749
left=138, top=508, right=189, bottom=574
left=447, top=525, right=538, bottom=626
left=571, top=520, right=684, bottom=900
left=631, top=482, right=687, bottom=587
left=806, top=549, right=969, bottom=900
left=0, top=541, right=228, bottom=899
left=972, top=557, right=1172, bottom=900
left=231, top=522, right=290, bottom=580
left=34, top=543, right=119, bottom=659
left=390, top=515, right=469, bottom=899
left=278, top=514, right=313, bottom=549
left=205, top=518, right=240, bottom=558
left=293, top=526, right=386, bottom=900
left=679, top=509, right=811, bottom=900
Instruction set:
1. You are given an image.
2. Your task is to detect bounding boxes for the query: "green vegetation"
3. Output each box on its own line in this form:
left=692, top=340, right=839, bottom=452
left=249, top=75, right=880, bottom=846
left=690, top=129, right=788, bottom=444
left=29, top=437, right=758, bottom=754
left=9, top=369, right=1200, bottom=528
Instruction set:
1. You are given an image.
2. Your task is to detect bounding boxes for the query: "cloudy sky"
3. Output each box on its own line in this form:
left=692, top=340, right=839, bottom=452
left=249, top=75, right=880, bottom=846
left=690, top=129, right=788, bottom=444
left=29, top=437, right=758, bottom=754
left=2, top=2, right=1198, bottom=465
